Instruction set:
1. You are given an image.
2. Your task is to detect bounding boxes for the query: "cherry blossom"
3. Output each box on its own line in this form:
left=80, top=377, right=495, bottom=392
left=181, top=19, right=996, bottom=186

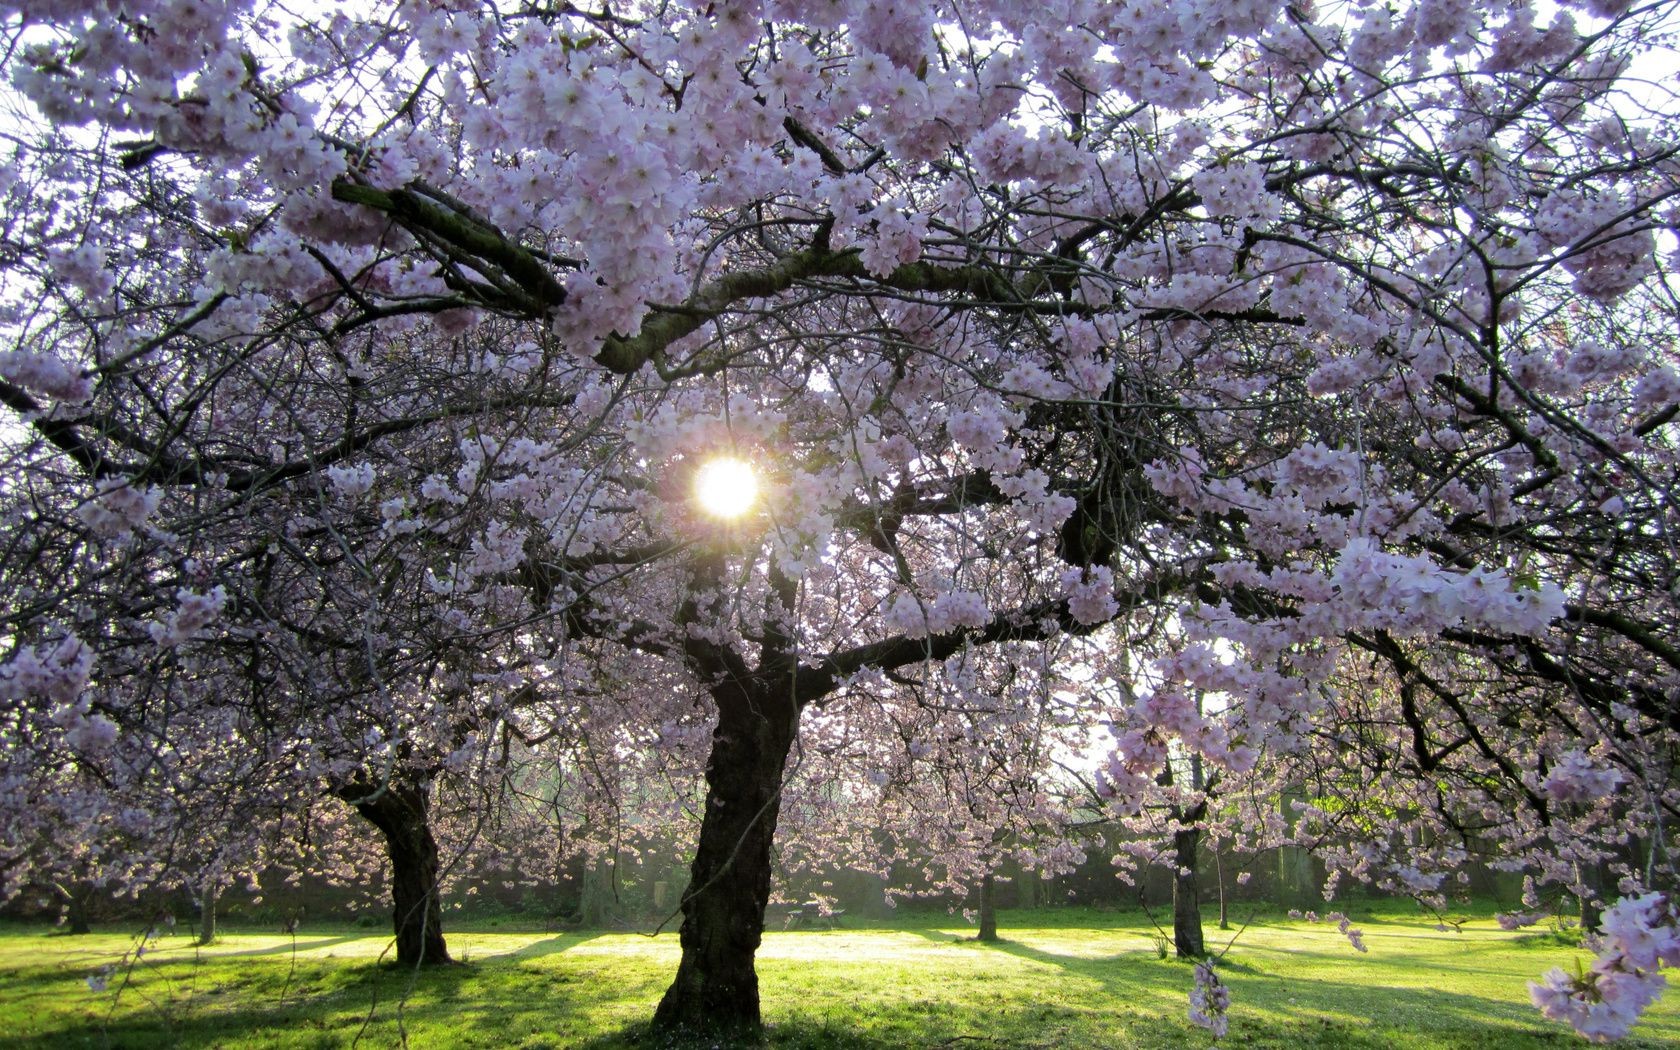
left=0, top=0, right=1677, bottom=1040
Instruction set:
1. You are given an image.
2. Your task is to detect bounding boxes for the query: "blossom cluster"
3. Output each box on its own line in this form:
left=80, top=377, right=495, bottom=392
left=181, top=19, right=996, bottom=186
left=1530, top=894, right=1678, bottom=1042
left=882, top=589, right=991, bottom=640
left=0, top=348, right=94, bottom=405
left=148, top=587, right=229, bottom=648
left=74, top=480, right=160, bottom=541
left=1541, top=750, right=1627, bottom=805
left=0, top=635, right=92, bottom=707
left=1060, top=566, right=1119, bottom=626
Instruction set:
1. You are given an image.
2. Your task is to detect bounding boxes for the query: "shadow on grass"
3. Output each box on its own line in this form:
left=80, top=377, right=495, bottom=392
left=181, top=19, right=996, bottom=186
left=889, top=924, right=1609, bottom=1048
left=504, top=932, right=599, bottom=960
left=571, top=1018, right=914, bottom=1050
left=3, top=951, right=668, bottom=1050
left=899, top=923, right=1163, bottom=970
left=210, top=935, right=367, bottom=958
left=570, top=981, right=1604, bottom=1050
left=7, top=923, right=1675, bottom=1050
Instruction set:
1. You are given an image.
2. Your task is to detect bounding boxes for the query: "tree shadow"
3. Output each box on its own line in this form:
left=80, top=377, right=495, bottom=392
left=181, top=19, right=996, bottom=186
left=893, top=924, right=1628, bottom=1046
left=208, top=935, right=367, bottom=958
left=502, top=931, right=599, bottom=960
left=4, top=943, right=662, bottom=1050
left=11, top=925, right=1679, bottom=1050
left=899, top=924, right=1172, bottom=971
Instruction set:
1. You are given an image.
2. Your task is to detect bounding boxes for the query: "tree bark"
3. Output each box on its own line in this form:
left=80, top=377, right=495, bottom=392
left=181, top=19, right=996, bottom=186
left=976, top=870, right=999, bottom=942
left=1172, top=824, right=1205, bottom=959
left=651, top=686, right=796, bottom=1036
left=354, top=780, right=452, bottom=967
left=197, top=881, right=218, bottom=946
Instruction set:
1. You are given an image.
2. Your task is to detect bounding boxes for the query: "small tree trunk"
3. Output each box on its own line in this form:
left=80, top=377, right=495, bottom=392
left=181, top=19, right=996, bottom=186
left=197, top=882, right=218, bottom=946
left=354, top=780, right=452, bottom=967
left=1161, top=751, right=1207, bottom=959
left=651, top=686, right=796, bottom=1037
left=580, top=850, right=616, bottom=928
left=63, top=884, right=91, bottom=935
left=977, top=870, right=999, bottom=942
left=1214, top=845, right=1229, bottom=931
left=1172, top=824, right=1205, bottom=959
left=1016, top=861, right=1039, bottom=909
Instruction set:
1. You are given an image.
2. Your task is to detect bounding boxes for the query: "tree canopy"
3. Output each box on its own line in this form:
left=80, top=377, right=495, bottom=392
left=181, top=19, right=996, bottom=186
left=2, top=0, right=1678, bottom=1039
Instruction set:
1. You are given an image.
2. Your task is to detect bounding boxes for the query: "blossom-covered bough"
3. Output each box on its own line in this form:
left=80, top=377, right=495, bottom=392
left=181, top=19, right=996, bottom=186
left=1, top=0, right=1677, bottom=1040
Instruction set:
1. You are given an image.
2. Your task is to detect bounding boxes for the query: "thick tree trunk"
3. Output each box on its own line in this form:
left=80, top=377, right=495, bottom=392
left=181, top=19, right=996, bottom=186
left=977, top=870, right=999, bottom=942
left=1172, top=824, right=1205, bottom=959
left=354, top=780, right=452, bottom=967
left=651, top=688, right=796, bottom=1036
left=197, top=882, right=218, bottom=946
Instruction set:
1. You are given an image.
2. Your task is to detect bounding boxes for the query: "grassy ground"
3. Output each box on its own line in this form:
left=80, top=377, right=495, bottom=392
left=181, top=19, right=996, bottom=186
left=2, top=907, right=1675, bottom=1048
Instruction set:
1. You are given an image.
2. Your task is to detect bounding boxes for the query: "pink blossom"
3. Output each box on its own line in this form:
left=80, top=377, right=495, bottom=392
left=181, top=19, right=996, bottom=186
left=1061, top=566, right=1118, bottom=626
left=75, top=480, right=160, bottom=540
left=326, top=463, right=376, bottom=497
left=149, top=587, right=228, bottom=648
left=1, top=349, right=93, bottom=404
left=1542, top=750, right=1626, bottom=805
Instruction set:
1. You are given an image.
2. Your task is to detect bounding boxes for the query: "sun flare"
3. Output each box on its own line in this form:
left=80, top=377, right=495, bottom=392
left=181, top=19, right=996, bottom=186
left=694, top=457, right=759, bottom=519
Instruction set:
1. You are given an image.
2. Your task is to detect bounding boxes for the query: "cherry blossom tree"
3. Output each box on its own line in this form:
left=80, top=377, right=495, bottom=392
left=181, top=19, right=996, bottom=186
left=2, top=0, right=1679, bottom=1041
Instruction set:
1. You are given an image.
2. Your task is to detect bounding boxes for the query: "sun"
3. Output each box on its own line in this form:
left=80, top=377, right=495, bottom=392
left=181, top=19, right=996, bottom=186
left=693, top=457, right=759, bottom=519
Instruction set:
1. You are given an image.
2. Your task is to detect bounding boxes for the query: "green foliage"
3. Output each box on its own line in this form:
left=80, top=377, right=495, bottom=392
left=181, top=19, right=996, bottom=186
left=2, top=909, right=1676, bottom=1048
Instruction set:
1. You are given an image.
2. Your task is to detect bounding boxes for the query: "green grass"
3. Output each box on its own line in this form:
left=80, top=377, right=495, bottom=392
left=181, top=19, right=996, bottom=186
left=2, top=908, right=1675, bottom=1048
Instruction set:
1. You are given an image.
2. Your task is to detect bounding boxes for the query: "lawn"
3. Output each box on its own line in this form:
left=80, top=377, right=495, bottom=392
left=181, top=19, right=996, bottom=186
left=2, top=907, right=1674, bottom=1048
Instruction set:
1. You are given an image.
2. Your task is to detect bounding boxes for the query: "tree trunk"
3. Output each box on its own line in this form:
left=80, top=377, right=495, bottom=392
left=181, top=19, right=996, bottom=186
left=1214, top=844, right=1229, bottom=931
left=354, top=780, right=452, bottom=967
left=1576, top=860, right=1603, bottom=934
left=1172, top=824, right=1205, bottom=959
left=197, top=882, right=218, bottom=946
left=580, top=849, right=617, bottom=928
left=1016, top=860, right=1040, bottom=909
left=651, top=687, right=796, bottom=1036
left=1161, top=751, right=1207, bottom=959
left=61, top=883, right=91, bottom=935
left=977, top=870, right=999, bottom=942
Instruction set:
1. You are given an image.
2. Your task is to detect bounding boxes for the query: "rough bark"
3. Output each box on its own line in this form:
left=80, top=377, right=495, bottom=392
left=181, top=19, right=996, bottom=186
left=651, top=685, right=796, bottom=1036
left=197, top=882, right=218, bottom=945
left=1172, top=824, right=1205, bottom=959
left=354, top=780, right=452, bottom=967
left=976, top=870, right=1000, bottom=942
